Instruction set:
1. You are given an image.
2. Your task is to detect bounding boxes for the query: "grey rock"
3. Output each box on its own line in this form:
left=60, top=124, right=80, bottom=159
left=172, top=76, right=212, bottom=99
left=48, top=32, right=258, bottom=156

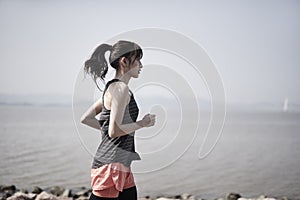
left=76, top=196, right=89, bottom=200
left=36, top=191, right=72, bottom=200
left=49, top=186, right=65, bottom=196
left=187, top=196, right=198, bottom=200
left=6, top=192, right=37, bottom=200
left=2, top=190, right=15, bottom=198
left=0, top=193, right=5, bottom=200
left=61, top=189, right=71, bottom=198
left=181, top=193, right=192, bottom=200
left=36, top=191, right=59, bottom=200
left=32, top=186, right=43, bottom=194
left=75, top=190, right=89, bottom=197
left=236, top=198, right=251, bottom=200
left=70, top=187, right=85, bottom=198
left=238, top=197, right=278, bottom=200
left=74, top=188, right=91, bottom=198
left=258, top=195, right=267, bottom=199
left=0, top=185, right=17, bottom=199
left=72, top=187, right=86, bottom=194
left=193, top=195, right=206, bottom=200
left=27, top=193, right=37, bottom=199
left=227, top=193, right=242, bottom=200
left=139, top=196, right=152, bottom=200
left=20, top=189, right=28, bottom=194
left=0, top=192, right=10, bottom=200
left=0, top=185, right=16, bottom=192
left=173, top=194, right=182, bottom=199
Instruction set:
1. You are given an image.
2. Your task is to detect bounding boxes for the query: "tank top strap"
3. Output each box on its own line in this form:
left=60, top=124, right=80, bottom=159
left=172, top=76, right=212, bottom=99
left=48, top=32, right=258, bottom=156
left=101, top=79, right=121, bottom=110
left=102, top=78, right=121, bottom=95
left=129, top=89, right=133, bottom=97
left=101, top=79, right=133, bottom=111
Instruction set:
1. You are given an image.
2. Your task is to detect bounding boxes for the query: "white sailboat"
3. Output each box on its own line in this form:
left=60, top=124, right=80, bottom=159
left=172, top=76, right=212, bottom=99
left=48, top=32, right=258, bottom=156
left=283, top=97, right=288, bottom=112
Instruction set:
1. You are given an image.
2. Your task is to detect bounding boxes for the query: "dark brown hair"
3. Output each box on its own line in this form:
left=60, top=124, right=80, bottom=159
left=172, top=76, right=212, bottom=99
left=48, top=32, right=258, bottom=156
left=83, top=40, right=143, bottom=91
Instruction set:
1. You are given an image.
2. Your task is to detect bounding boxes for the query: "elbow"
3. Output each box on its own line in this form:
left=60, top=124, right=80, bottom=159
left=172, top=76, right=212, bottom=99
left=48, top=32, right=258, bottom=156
left=108, top=125, right=121, bottom=139
left=108, top=123, right=120, bottom=139
left=108, top=129, right=117, bottom=139
left=109, top=134, right=116, bottom=139
left=108, top=122, right=124, bottom=139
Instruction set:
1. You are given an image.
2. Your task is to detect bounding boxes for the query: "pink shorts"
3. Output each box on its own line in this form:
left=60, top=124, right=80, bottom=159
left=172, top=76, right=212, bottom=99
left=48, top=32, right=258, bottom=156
left=91, top=163, right=136, bottom=198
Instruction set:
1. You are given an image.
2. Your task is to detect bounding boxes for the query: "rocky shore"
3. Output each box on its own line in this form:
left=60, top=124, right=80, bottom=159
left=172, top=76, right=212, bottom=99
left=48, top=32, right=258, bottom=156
left=0, top=185, right=292, bottom=200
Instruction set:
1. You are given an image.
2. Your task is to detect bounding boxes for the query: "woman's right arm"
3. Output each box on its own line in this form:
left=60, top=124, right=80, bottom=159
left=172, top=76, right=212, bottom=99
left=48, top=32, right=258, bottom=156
left=80, top=98, right=103, bottom=130
left=108, top=82, right=156, bottom=139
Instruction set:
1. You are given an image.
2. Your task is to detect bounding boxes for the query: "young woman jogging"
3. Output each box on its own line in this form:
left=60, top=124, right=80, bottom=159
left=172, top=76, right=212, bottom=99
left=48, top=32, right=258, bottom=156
left=81, top=40, right=156, bottom=200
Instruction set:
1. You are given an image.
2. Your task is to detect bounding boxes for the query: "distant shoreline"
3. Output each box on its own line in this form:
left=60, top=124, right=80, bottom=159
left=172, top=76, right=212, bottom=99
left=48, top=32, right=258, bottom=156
left=1, top=92, right=300, bottom=113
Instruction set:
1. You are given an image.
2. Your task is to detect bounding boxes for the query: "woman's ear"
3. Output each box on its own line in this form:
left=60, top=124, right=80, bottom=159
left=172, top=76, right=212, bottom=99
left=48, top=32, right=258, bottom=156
left=120, top=57, right=129, bottom=68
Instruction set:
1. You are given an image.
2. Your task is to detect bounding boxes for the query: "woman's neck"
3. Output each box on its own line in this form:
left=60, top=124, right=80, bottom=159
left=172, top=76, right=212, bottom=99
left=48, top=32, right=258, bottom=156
left=114, top=74, right=130, bottom=85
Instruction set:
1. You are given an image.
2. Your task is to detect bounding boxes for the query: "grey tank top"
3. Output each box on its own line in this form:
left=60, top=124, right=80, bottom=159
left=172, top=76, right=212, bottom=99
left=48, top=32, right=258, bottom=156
left=92, top=78, right=141, bottom=168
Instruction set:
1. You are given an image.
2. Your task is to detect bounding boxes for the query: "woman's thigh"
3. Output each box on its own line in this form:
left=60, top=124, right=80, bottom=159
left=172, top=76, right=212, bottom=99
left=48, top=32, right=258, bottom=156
left=118, top=186, right=137, bottom=200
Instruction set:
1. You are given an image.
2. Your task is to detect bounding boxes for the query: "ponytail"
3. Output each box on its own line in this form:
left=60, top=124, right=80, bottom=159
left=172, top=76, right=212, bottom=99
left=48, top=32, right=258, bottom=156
left=83, top=40, right=143, bottom=92
left=83, top=43, right=113, bottom=91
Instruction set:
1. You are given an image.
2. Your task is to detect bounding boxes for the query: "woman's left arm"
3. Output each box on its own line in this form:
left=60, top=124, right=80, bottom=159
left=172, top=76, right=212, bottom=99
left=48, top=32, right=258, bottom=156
left=80, top=98, right=103, bottom=130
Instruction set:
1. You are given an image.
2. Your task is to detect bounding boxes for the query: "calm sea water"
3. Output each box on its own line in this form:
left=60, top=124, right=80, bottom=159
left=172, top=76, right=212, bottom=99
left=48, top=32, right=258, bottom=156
left=0, top=105, right=299, bottom=199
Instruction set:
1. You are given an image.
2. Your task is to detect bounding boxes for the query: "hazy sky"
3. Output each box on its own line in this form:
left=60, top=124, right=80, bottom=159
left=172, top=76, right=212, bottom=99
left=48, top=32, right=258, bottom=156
left=0, top=0, right=299, bottom=105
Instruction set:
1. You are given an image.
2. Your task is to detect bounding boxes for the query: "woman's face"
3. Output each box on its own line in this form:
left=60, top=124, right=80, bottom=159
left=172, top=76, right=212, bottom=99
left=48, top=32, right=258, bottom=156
left=128, top=58, right=143, bottom=78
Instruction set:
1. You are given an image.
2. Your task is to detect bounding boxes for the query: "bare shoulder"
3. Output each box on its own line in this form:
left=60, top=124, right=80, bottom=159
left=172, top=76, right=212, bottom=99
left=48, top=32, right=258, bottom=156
left=107, top=81, right=130, bottom=100
left=108, top=81, right=128, bottom=93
